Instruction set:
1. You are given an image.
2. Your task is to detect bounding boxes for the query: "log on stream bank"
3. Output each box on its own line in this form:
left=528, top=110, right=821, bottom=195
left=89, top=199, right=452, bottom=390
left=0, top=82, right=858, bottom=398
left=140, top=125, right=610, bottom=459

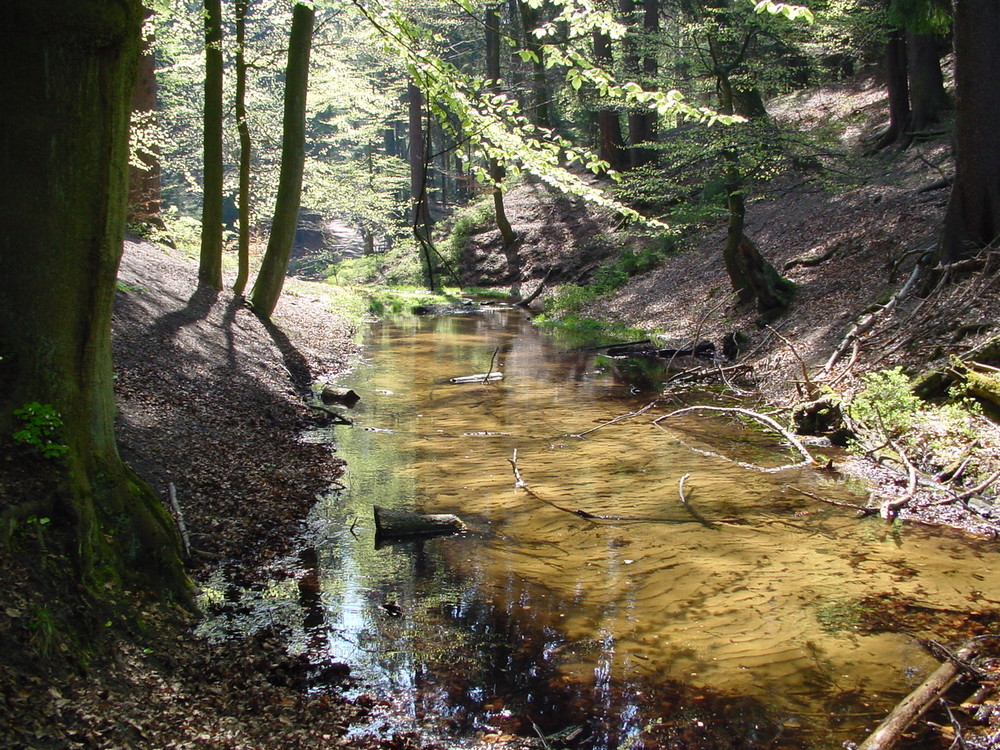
left=373, top=505, right=465, bottom=539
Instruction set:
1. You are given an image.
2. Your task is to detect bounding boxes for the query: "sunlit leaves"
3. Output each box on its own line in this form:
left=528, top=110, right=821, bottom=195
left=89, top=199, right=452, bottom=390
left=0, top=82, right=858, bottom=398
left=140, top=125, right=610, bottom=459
left=752, top=0, right=815, bottom=24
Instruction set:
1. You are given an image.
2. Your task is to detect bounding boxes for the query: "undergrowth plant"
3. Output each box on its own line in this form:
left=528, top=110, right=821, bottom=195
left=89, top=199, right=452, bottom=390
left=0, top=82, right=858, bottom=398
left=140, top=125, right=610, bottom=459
left=12, top=402, right=69, bottom=460
left=847, top=367, right=983, bottom=477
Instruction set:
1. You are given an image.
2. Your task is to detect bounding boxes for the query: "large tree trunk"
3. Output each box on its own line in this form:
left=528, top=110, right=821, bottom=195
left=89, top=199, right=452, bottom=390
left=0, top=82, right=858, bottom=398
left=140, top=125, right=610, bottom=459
left=127, top=7, right=163, bottom=226
left=250, top=1, right=315, bottom=318
left=199, top=0, right=225, bottom=289
left=0, top=1, right=190, bottom=601
left=233, top=0, right=253, bottom=297
left=723, top=159, right=794, bottom=314
left=940, top=0, right=1000, bottom=263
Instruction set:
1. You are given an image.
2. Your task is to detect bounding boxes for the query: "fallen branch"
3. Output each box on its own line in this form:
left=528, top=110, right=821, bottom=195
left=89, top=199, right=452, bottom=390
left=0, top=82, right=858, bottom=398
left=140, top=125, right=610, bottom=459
left=168, top=482, right=191, bottom=559
left=373, top=506, right=465, bottom=539
left=856, top=641, right=979, bottom=750
left=507, top=449, right=714, bottom=525
left=879, top=441, right=918, bottom=518
left=573, top=401, right=656, bottom=438
left=677, top=473, right=719, bottom=530
left=653, top=405, right=816, bottom=471
left=786, top=485, right=876, bottom=514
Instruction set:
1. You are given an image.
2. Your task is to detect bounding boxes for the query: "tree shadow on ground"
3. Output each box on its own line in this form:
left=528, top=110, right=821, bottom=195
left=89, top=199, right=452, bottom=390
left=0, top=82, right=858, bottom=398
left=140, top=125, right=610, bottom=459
left=150, top=283, right=220, bottom=340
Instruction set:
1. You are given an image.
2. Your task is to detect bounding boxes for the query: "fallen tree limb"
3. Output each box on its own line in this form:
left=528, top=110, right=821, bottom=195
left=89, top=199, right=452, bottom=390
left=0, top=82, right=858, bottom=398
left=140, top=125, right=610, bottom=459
left=168, top=482, right=191, bottom=559
left=573, top=401, right=656, bottom=438
left=786, top=485, right=876, bottom=514
left=653, top=405, right=816, bottom=471
left=507, top=449, right=718, bottom=525
left=373, top=506, right=465, bottom=539
left=856, top=641, right=979, bottom=750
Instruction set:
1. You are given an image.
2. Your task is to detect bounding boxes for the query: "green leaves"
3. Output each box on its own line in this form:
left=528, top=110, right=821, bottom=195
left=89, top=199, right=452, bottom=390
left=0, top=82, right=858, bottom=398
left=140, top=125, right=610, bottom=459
left=752, top=0, right=815, bottom=24
left=11, top=402, right=69, bottom=460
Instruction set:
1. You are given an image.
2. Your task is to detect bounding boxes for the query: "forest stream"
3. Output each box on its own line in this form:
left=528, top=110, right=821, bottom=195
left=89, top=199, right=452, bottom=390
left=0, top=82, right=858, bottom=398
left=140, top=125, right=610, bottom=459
left=200, top=306, right=1000, bottom=750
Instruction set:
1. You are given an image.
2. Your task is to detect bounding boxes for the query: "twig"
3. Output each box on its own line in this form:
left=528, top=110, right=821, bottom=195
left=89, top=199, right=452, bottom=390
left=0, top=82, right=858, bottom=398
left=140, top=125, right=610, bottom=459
left=953, top=470, right=1000, bottom=502
left=678, top=472, right=691, bottom=503
left=764, top=324, right=815, bottom=397
left=879, top=441, right=917, bottom=518
left=482, top=346, right=500, bottom=385
left=574, top=401, right=656, bottom=438
left=786, top=485, right=876, bottom=514
left=677, top=473, right=719, bottom=530
left=168, top=482, right=192, bottom=559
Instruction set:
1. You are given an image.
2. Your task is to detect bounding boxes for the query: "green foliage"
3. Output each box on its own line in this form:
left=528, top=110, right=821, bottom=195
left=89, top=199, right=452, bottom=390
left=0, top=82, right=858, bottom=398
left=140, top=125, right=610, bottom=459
left=848, top=368, right=983, bottom=479
left=541, top=238, right=674, bottom=319
left=12, top=403, right=69, bottom=460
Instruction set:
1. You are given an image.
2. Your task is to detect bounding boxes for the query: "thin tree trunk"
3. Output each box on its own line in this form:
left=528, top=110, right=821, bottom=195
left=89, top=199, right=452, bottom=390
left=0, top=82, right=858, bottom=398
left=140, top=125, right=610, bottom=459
left=0, top=0, right=190, bottom=602
left=250, top=1, right=315, bottom=318
left=517, top=0, right=552, bottom=129
left=486, top=4, right=519, bottom=257
left=233, top=0, right=252, bottom=297
left=199, top=0, right=225, bottom=289
left=621, top=0, right=658, bottom=168
left=127, top=6, right=163, bottom=226
left=593, top=29, right=627, bottom=172
left=874, top=28, right=911, bottom=150
left=408, top=78, right=436, bottom=289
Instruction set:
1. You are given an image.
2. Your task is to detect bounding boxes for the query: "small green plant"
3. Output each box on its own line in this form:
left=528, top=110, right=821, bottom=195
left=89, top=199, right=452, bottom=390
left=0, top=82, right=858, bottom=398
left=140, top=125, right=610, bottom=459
left=847, top=367, right=922, bottom=438
left=12, top=402, right=70, bottom=459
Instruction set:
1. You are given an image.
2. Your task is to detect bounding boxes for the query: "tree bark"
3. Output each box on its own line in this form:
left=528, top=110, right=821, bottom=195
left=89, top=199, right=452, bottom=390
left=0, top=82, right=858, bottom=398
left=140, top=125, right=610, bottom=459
left=874, top=28, right=911, bottom=150
left=0, top=1, right=190, bottom=601
left=516, top=0, right=552, bottom=129
left=486, top=3, right=521, bottom=293
left=940, top=0, right=1000, bottom=263
left=407, top=78, right=436, bottom=289
left=593, top=29, right=627, bottom=173
left=233, top=0, right=252, bottom=297
left=374, top=506, right=465, bottom=538
left=906, top=31, right=949, bottom=133
left=127, top=7, right=163, bottom=225
left=621, top=0, right=659, bottom=168
left=250, top=1, right=315, bottom=318
left=199, top=0, right=225, bottom=289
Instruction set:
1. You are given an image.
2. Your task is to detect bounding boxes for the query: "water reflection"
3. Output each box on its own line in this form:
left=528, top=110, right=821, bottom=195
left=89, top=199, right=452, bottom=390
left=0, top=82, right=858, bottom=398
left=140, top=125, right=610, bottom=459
left=295, top=308, right=997, bottom=749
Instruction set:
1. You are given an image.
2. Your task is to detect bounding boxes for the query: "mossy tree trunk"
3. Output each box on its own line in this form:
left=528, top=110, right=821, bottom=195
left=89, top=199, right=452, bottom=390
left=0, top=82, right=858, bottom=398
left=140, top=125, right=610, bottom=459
left=199, top=0, right=225, bottom=290
left=0, top=1, right=190, bottom=602
left=250, top=1, right=315, bottom=318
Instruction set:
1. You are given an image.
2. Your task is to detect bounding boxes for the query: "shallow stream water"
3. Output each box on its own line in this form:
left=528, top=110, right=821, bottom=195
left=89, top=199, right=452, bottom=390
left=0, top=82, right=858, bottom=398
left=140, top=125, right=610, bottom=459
left=206, top=307, right=1000, bottom=749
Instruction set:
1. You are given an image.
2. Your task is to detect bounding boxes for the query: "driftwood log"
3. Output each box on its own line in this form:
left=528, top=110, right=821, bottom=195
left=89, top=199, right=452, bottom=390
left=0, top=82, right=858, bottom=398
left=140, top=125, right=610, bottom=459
left=373, top=505, right=465, bottom=539
left=856, top=642, right=979, bottom=750
left=449, top=372, right=503, bottom=384
left=321, top=386, right=360, bottom=407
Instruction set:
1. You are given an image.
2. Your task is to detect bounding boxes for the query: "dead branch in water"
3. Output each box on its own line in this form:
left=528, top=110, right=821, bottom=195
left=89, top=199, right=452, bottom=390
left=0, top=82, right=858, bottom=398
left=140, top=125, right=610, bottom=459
left=856, top=641, right=980, bottom=750
left=572, top=401, right=656, bottom=438
left=677, top=473, right=719, bottom=530
left=653, top=405, right=816, bottom=472
left=786, top=485, right=876, bottom=514
left=507, top=449, right=720, bottom=525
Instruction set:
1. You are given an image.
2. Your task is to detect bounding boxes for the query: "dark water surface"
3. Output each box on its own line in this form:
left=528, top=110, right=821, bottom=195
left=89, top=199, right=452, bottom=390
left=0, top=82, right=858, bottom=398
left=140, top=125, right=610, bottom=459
left=201, top=308, right=999, bottom=749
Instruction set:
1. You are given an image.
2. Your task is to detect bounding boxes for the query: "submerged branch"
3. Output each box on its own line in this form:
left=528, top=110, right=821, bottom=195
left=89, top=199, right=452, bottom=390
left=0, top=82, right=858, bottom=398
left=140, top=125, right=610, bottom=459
left=653, top=405, right=816, bottom=472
